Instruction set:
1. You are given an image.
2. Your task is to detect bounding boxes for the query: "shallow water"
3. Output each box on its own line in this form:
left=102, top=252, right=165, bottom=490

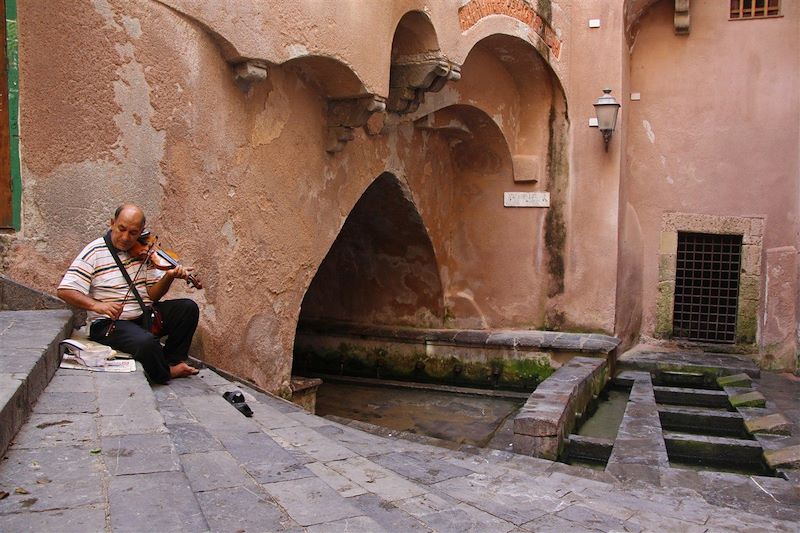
left=315, top=382, right=524, bottom=448
left=576, top=388, right=629, bottom=440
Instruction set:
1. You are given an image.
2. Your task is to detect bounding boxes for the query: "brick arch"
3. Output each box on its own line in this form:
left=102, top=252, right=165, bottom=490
left=458, top=0, right=562, bottom=60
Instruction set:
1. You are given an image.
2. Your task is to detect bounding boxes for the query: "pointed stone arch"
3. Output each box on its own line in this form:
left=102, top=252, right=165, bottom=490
left=297, top=171, right=445, bottom=328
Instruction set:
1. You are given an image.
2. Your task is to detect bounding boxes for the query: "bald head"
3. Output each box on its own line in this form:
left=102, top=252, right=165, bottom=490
left=109, top=204, right=146, bottom=251
left=114, top=204, right=146, bottom=228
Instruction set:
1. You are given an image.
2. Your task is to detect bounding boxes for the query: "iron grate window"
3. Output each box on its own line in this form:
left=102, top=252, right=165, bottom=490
left=672, top=232, right=742, bottom=344
left=730, top=0, right=781, bottom=19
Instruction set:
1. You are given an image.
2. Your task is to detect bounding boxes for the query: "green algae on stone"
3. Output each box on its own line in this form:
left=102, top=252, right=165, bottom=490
left=729, top=390, right=766, bottom=408
left=503, top=358, right=555, bottom=387
left=654, top=280, right=675, bottom=338
left=717, top=373, right=752, bottom=388
left=296, top=341, right=552, bottom=391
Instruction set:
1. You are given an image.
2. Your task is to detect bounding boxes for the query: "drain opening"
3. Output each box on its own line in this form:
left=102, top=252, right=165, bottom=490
left=673, top=232, right=742, bottom=343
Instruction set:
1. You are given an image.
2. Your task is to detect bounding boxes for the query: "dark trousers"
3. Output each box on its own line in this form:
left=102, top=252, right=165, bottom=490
left=89, top=299, right=199, bottom=384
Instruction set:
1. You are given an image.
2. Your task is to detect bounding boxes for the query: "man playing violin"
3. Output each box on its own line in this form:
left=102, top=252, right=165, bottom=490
left=57, top=204, right=200, bottom=382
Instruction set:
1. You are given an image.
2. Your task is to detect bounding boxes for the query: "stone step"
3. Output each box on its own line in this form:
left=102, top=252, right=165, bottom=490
left=652, top=385, right=731, bottom=408
left=0, top=309, right=74, bottom=456
left=4, top=359, right=800, bottom=531
left=618, top=349, right=761, bottom=379
left=663, top=431, right=764, bottom=464
left=657, top=405, right=746, bottom=437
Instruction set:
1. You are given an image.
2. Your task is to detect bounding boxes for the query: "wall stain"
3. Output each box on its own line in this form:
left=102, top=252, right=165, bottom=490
left=544, top=97, right=569, bottom=298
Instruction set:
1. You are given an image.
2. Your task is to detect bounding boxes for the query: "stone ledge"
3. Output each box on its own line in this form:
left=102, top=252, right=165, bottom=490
left=618, top=350, right=760, bottom=379
left=729, top=390, right=766, bottom=408
left=0, top=275, right=68, bottom=311
left=744, top=413, right=792, bottom=435
left=298, top=320, right=620, bottom=354
left=764, top=445, right=800, bottom=469
left=513, top=357, right=608, bottom=460
left=608, top=372, right=670, bottom=470
left=717, top=373, right=753, bottom=388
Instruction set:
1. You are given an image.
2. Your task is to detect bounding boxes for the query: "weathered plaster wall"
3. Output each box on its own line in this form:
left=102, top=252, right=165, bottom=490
left=626, top=1, right=800, bottom=367
left=5, top=0, right=637, bottom=394
left=556, top=0, right=626, bottom=333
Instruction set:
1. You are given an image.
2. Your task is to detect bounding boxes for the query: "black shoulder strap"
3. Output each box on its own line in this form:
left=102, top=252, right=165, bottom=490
left=103, top=232, right=150, bottom=321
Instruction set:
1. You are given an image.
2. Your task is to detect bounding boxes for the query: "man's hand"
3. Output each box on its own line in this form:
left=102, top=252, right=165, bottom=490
left=166, top=265, right=193, bottom=281
left=93, top=301, right=123, bottom=319
left=57, top=289, right=121, bottom=318
left=148, top=265, right=195, bottom=302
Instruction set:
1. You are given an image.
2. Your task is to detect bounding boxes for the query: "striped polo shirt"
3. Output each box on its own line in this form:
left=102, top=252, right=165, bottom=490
left=59, top=235, right=164, bottom=323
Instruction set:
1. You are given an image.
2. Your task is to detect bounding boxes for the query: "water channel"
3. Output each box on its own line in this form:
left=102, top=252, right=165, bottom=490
left=315, top=381, right=525, bottom=449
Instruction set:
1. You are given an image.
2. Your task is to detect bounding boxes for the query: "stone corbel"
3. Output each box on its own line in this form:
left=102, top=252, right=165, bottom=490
left=674, top=0, right=690, bottom=35
left=325, top=95, right=387, bottom=153
left=233, top=59, right=269, bottom=92
left=388, top=56, right=461, bottom=114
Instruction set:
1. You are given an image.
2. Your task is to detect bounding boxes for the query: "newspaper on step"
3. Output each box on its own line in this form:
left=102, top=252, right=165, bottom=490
left=59, top=336, right=136, bottom=373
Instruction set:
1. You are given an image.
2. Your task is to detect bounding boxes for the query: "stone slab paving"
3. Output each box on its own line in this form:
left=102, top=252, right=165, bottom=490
left=1, top=363, right=799, bottom=532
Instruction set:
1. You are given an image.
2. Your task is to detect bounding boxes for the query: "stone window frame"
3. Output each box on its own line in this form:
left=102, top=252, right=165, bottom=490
left=656, top=212, right=764, bottom=344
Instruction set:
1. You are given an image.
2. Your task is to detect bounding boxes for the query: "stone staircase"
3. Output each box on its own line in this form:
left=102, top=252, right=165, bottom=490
left=2, top=278, right=799, bottom=531
left=2, top=356, right=800, bottom=531
left=0, top=276, right=74, bottom=456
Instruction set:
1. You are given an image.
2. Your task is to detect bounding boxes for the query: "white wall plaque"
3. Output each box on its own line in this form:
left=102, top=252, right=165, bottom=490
left=504, top=192, right=550, bottom=208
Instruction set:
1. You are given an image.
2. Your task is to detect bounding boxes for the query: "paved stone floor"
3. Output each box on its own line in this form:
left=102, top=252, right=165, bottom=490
left=0, top=364, right=798, bottom=532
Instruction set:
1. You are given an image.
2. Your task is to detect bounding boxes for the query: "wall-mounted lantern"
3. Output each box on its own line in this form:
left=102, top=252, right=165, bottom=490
left=593, top=88, right=621, bottom=152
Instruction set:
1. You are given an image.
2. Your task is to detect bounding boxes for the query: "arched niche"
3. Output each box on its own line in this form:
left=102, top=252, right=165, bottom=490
left=283, top=55, right=369, bottom=99
left=296, top=172, right=445, bottom=329
left=413, top=103, right=550, bottom=329
left=388, top=10, right=459, bottom=114
left=391, top=10, right=441, bottom=60
left=415, top=104, right=512, bottom=177
left=459, top=33, right=568, bottom=170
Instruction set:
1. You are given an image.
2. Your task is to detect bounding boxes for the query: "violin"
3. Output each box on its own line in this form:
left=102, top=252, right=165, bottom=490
left=131, top=230, right=203, bottom=289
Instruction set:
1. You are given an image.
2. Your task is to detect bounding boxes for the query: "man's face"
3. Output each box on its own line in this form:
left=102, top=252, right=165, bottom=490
left=109, top=208, right=144, bottom=251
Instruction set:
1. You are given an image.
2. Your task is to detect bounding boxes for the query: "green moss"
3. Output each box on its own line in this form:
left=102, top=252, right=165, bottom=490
left=730, top=391, right=766, bottom=408
left=736, top=300, right=758, bottom=343
left=503, top=358, right=555, bottom=387
left=655, top=281, right=675, bottom=338
left=295, top=343, right=555, bottom=391
left=277, top=386, right=292, bottom=401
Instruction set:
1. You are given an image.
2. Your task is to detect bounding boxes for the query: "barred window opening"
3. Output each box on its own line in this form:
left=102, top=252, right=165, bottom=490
left=730, top=0, right=781, bottom=19
left=672, top=232, right=743, bottom=344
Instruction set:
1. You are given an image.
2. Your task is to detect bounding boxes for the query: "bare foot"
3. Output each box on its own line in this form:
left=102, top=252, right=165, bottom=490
left=169, top=362, right=199, bottom=379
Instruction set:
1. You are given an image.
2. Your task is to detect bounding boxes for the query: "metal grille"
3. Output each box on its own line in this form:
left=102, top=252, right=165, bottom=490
left=730, top=0, right=780, bottom=19
left=672, top=232, right=742, bottom=344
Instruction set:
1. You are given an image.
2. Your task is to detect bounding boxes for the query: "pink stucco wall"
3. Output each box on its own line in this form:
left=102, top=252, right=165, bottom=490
left=622, top=1, right=799, bottom=361
left=2, top=0, right=796, bottom=395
